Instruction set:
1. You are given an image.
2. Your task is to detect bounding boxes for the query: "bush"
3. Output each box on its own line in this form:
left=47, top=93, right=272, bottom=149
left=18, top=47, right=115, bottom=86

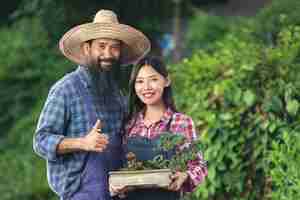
left=0, top=100, right=58, bottom=200
left=0, top=17, right=70, bottom=200
left=185, top=11, right=230, bottom=54
left=171, top=3, right=300, bottom=199
left=0, top=17, right=71, bottom=135
left=255, top=0, right=300, bottom=45
left=268, top=129, right=300, bottom=200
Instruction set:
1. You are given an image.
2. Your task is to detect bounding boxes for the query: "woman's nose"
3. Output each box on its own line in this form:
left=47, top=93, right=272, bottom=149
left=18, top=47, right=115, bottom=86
left=144, top=81, right=151, bottom=90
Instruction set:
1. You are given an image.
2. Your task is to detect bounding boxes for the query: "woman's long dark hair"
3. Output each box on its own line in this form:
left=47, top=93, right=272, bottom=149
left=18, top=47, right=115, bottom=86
left=126, top=56, right=177, bottom=124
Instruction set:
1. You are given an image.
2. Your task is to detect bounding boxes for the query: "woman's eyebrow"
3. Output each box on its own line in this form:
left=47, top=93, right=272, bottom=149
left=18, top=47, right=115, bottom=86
left=137, top=74, right=157, bottom=79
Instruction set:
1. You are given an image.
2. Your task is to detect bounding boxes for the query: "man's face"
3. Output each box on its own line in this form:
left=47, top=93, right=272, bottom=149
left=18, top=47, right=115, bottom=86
left=86, top=38, right=121, bottom=71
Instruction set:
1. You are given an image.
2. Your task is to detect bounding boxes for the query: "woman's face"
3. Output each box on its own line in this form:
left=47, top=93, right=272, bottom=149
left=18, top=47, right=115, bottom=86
left=134, top=64, right=170, bottom=106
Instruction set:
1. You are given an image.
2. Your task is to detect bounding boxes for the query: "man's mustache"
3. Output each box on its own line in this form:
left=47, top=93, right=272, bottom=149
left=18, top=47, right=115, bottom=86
left=98, top=58, right=117, bottom=63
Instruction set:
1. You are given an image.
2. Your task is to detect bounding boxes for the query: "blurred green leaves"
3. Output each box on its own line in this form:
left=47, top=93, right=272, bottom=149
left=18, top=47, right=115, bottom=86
left=171, top=0, right=300, bottom=199
left=0, top=16, right=69, bottom=200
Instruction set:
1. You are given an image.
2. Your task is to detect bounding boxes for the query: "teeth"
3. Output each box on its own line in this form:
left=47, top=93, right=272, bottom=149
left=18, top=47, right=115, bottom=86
left=144, top=93, right=153, bottom=98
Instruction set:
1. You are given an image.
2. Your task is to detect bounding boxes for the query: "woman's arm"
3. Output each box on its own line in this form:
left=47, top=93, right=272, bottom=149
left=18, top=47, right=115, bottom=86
left=183, top=116, right=208, bottom=192
left=170, top=114, right=208, bottom=192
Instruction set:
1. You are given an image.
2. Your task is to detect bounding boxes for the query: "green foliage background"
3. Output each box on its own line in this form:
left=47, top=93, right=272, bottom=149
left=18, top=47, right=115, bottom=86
left=0, top=0, right=299, bottom=200
left=174, top=0, right=300, bottom=199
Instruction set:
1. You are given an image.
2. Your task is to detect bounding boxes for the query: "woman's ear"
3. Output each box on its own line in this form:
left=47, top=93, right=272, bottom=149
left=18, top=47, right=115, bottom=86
left=165, top=75, right=171, bottom=87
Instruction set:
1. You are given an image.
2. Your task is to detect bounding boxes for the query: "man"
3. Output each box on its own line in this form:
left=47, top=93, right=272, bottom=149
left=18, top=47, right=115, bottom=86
left=33, top=9, right=150, bottom=200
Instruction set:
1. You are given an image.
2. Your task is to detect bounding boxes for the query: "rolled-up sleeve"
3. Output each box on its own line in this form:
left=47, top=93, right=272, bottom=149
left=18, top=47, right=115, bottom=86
left=33, top=85, right=68, bottom=162
left=184, top=152, right=208, bottom=192
left=182, top=117, right=208, bottom=192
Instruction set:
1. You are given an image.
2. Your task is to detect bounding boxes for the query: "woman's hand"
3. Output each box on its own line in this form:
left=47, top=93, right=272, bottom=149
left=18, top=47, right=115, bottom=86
left=109, top=185, right=127, bottom=198
left=110, top=185, right=135, bottom=198
left=168, top=171, right=188, bottom=191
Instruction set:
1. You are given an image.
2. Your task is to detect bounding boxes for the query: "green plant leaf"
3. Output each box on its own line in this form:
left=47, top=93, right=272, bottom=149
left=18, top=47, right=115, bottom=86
left=286, top=99, right=299, bottom=116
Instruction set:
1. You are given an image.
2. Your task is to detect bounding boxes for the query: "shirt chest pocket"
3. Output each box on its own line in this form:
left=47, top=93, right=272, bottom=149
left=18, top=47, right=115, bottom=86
left=69, top=97, right=89, bottom=136
left=101, top=104, right=124, bottom=148
left=100, top=97, right=124, bottom=131
left=103, top=114, right=123, bottom=147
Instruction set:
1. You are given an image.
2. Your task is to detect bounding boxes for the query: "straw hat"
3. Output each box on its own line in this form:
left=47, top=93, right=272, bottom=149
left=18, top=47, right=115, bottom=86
left=59, top=9, right=151, bottom=66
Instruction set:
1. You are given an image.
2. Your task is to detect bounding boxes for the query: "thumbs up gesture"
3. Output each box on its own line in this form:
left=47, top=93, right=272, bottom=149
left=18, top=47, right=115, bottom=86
left=82, top=119, right=109, bottom=152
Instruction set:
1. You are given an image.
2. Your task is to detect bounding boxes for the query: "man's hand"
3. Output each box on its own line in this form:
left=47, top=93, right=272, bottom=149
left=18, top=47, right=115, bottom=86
left=168, top=171, right=188, bottom=191
left=56, top=119, right=108, bottom=154
left=82, top=119, right=109, bottom=152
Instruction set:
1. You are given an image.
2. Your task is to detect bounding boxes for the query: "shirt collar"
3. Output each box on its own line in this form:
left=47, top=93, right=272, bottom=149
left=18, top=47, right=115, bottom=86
left=76, top=65, right=93, bottom=89
left=136, top=107, right=174, bottom=125
left=161, top=107, right=174, bottom=123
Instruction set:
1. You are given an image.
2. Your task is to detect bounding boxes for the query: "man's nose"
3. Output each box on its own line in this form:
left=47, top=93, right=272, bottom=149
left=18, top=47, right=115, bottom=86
left=103, top=47, right=113, bottom=58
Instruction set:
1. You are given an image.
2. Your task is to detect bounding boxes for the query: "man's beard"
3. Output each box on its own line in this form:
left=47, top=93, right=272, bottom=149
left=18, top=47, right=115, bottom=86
left=86, top=57, right=121, bottom=101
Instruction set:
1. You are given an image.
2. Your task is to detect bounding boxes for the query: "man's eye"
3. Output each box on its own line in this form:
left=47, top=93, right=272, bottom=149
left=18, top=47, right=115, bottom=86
left=99, top=44, right=106, bottom=49
left=111, top=45, right=120, bottom=50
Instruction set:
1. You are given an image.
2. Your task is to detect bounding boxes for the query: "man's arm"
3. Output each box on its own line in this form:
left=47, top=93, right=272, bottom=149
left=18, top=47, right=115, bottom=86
left=56, top=138, right=85, bottom=154
left=34, top=84, right=109, bottom=160
left=33, top=86, right=68, bottom=161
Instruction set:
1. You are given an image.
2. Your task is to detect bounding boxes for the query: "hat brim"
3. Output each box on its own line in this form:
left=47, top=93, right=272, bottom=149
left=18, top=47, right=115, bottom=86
left=59, top=22, right=151, bottom=66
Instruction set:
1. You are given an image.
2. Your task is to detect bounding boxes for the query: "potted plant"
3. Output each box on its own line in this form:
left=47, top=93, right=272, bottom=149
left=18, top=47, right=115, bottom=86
left=109, top=132, right=203, bottom=189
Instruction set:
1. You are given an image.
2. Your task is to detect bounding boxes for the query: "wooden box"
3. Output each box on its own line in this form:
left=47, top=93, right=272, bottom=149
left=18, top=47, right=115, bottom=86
left=109, top=169, right=172, bottom=189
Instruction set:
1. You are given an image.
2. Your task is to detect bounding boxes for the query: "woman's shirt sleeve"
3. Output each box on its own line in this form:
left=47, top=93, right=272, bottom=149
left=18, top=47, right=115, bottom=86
left=176, top=115, right=208, bottom=192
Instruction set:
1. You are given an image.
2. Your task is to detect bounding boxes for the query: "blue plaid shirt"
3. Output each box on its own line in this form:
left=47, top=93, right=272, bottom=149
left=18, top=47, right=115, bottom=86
left=33, top=66, right=126, bottom=199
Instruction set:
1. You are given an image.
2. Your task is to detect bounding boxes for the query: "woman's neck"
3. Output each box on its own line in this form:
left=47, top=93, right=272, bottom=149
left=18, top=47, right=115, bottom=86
left=143, top=102, right=167, bottom=125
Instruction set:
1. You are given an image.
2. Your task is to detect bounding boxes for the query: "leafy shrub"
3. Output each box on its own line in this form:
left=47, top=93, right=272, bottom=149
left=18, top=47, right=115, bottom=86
left=255, top=0, right=300, bottom=45
left=0, top=17, right=69, bottom=200
left=185, top=11, right=230, bottom=54
left=0, top=100, right=58, bottom=200
left=171, top=7, right=300, bottom=200
left=0, top=17, right=71, bottom=135
left=268, top=130, right=300, bottom=200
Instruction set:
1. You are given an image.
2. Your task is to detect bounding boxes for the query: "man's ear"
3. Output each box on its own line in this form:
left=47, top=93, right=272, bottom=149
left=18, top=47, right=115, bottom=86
left=165, top=75, right=171, bottom=87
left=81, top=42, right=90, bottom=56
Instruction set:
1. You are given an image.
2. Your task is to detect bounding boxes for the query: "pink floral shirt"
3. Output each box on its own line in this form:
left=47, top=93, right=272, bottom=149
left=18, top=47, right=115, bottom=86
left=125, top=108, right=208, bottom=192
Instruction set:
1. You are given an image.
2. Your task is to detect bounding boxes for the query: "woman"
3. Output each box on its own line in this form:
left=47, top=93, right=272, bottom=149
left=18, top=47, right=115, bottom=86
left=114, top=56, right=207, bottom=199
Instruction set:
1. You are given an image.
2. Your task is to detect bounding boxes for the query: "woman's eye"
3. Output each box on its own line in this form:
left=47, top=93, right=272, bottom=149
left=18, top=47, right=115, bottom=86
left=135, top=80, right=143, bottom=84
